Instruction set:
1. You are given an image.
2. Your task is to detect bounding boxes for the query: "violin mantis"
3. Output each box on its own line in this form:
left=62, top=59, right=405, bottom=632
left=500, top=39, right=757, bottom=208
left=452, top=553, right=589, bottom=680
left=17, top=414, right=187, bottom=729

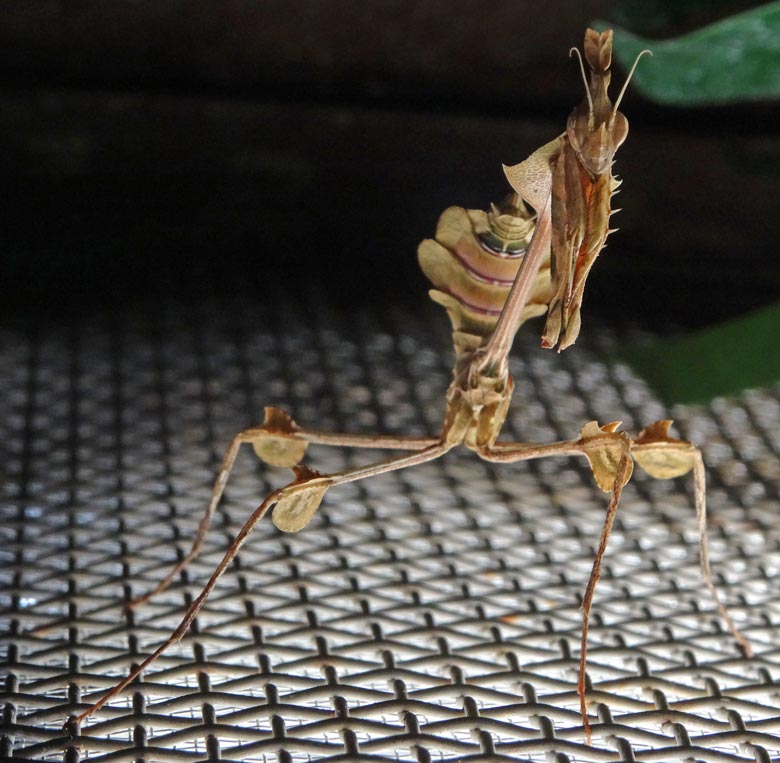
left=71, top=29, right=751, bottom=741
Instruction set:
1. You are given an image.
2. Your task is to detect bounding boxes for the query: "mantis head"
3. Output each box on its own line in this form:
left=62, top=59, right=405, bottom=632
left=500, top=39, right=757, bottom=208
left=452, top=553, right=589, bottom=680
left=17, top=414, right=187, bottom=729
left=567, top=28, right=651, bottom=176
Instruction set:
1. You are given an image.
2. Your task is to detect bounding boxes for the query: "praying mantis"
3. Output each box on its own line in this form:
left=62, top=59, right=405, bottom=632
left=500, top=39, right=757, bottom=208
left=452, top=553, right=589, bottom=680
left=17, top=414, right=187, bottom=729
left=71, top=29, right=752, bottom=741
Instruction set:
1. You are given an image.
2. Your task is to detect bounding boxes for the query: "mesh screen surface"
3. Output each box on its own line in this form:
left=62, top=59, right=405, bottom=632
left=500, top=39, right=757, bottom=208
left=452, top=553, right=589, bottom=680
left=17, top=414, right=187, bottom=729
left=2, top=295, right=780, bottom=762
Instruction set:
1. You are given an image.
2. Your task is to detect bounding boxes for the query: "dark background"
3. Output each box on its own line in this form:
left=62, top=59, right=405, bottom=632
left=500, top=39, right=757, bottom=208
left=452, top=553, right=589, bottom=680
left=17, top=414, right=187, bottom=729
left=2, top=0, right=777, bottom=329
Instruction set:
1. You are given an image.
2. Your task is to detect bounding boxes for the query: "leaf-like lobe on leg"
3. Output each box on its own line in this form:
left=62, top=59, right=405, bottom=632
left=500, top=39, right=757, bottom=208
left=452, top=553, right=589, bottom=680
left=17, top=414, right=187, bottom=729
left=632, top=419, right=697, bottom=479
left=271, top=465, right=330, bottom=532
left=577, top=421, right=634, bottom=491
left=503, top=137, right=562, bottom=213
left=252, top=406, right=308, bottom=468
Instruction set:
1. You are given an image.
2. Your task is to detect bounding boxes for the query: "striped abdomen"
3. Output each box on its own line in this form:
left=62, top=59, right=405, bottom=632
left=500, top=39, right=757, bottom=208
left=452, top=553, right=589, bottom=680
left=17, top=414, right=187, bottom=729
left=418, top=196, right=552, bottom=358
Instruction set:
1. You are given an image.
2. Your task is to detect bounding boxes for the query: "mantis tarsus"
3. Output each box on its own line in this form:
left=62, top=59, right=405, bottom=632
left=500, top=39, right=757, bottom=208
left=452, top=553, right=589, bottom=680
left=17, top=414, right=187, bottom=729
left=71, top=29, right=752, bottom=742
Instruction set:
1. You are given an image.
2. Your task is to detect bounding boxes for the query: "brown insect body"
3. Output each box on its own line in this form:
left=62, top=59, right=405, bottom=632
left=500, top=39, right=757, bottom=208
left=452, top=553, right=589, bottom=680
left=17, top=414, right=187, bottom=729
left=505, top=29, right=626, bottom=352
left=432, top=29, right=630, bottom=453
left=70, top=29, right=752, bottom=745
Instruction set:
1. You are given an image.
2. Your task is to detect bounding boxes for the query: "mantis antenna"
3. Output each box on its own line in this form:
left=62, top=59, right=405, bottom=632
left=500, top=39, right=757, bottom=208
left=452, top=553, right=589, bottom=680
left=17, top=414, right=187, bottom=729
left=611, top=48, right=653, bottom=122
left=569, top=46, right=595, bottom=120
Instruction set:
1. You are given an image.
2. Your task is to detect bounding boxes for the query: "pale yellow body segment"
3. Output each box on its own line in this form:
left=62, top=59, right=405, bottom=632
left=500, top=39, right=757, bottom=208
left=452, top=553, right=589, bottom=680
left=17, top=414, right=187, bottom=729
left=418, top=202, right=551, bottom=364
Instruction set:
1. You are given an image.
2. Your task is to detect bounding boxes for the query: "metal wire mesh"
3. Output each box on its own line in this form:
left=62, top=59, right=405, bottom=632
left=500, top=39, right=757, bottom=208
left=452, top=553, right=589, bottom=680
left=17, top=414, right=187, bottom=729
left=2, top=294, right=780, bottom=762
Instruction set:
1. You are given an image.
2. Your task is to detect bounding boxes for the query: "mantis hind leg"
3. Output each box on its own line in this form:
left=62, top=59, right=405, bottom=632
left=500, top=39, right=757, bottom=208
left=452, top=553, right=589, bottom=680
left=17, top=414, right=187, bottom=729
left=689, top=448, right=752, bottom=657
left=127, top=407, right=440, bottom=609
left=629, top=425, right=753, bottom=658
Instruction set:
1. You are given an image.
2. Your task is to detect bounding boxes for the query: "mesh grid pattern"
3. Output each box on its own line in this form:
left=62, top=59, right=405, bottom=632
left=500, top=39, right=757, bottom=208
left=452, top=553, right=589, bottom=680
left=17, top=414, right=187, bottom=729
left=2, top=295, right=780, bottom=762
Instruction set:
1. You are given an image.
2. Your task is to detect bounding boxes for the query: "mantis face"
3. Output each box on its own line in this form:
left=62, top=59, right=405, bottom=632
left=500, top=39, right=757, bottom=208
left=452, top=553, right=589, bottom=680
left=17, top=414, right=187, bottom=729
left=566, top=29, right=646, bottom=177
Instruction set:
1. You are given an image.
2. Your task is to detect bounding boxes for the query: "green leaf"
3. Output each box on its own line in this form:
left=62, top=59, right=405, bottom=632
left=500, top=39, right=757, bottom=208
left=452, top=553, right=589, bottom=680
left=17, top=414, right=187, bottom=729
left=616, top=302, right=780, bottom=404
left=595, top=2, right=780, bottom=105
left=609, top=1, right=761, bottom=37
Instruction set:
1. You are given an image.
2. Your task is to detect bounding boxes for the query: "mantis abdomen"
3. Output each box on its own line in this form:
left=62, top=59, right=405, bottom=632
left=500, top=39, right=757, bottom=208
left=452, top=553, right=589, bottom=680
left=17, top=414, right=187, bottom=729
left=418, top=195, right=552, bottom=365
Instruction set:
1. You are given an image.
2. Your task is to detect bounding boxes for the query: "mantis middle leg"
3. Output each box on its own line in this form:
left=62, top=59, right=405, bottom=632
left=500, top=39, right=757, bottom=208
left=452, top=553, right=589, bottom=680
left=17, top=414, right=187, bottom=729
left=128, top=407, right=441, bottom=609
